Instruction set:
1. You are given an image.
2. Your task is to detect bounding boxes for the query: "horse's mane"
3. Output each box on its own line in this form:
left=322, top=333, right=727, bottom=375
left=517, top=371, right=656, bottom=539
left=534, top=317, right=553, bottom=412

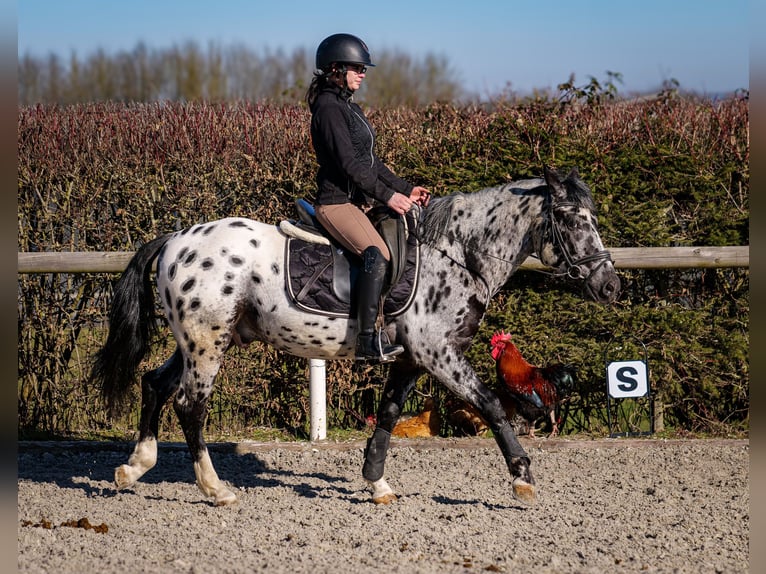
left=419, top=193, right=466, bottom=246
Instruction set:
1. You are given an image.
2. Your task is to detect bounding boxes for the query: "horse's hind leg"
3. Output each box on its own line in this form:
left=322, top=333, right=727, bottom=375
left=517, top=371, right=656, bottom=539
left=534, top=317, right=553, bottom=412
left=362, top=362, right=421, bottom=504
left=115, top=349, right=183, bottom=490
left=173, top=358, right=237, bottom=506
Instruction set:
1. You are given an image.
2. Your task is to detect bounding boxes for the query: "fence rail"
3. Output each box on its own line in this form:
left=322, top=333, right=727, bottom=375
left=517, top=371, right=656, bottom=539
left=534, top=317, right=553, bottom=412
left=16, top=246, right=750, bottom=273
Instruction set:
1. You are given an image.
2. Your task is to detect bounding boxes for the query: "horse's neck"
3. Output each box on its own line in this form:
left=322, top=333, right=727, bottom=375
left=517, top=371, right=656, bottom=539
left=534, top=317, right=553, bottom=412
left=429, top=189, right=544, bottom=294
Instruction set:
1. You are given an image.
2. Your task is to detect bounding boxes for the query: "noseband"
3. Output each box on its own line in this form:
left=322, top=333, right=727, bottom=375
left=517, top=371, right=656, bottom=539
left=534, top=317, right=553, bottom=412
left=537, top=198, right=613, bottom=288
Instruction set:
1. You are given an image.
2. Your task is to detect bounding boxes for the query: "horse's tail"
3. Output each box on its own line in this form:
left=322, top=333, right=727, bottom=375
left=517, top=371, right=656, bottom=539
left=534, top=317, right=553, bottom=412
left=90, top=234, right=172, bottom=419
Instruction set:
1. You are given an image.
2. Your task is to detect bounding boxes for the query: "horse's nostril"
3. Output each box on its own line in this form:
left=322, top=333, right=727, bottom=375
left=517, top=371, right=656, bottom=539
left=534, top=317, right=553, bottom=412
left=602, top=278, right=621, bottom=299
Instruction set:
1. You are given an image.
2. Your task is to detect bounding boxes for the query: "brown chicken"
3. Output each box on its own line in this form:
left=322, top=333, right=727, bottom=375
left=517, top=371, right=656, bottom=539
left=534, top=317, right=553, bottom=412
left=490, top=331, right=576, bottom=438
left=392, top=397, right=441, bottom=438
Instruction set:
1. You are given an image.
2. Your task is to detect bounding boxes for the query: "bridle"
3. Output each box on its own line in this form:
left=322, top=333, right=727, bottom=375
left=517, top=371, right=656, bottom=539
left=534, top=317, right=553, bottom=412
left=536, top=197, right=614, bottom=289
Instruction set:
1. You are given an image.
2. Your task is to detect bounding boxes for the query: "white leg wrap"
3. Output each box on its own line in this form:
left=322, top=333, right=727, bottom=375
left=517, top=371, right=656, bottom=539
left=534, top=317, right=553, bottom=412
left=366, top=477, right=397, bottom=505
left=194, top=450, right=238, bottom=506
left=114, top=437, right=157, bottom=490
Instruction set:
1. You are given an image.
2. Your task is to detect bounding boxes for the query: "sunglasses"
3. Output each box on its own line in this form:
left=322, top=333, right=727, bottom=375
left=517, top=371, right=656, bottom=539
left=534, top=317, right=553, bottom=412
left=345, top=64, right=367, bottom=74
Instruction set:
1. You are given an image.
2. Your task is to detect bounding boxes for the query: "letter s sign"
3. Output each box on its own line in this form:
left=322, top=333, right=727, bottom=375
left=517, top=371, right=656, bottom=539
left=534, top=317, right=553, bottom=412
left=607, top=360, right=648, bottom=398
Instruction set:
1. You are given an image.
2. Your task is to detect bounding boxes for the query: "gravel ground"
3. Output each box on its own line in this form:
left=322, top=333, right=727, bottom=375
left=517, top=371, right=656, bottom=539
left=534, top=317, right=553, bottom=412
left=18, top=437, right=748, bottom=573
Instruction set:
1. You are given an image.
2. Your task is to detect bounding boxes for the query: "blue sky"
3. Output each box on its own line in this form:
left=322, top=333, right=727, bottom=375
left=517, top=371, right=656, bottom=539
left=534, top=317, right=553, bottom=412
left=17, top=0, right=750, bottom=97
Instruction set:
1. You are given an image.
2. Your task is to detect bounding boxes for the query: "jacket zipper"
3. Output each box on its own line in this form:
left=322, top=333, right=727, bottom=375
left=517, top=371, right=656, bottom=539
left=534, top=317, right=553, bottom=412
left=347, top=102, right=376, bottom=199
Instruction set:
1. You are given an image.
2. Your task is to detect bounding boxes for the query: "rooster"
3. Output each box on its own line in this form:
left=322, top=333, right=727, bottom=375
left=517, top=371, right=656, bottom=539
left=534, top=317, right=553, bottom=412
left=490, top=331, right=576, bottom=438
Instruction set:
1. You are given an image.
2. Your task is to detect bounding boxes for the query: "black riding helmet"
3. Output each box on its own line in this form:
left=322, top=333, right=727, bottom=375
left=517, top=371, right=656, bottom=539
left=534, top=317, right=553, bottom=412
left=315, top=33, right=375, bottom=71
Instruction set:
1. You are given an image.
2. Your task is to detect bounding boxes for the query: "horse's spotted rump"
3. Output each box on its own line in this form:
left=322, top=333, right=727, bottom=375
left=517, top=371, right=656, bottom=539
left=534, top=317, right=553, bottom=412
left=168, top=263, right=177, bottom=281
left=201, top=258, right=214, bottom=270
left=249, top=239, right=260, bottom=248
left=229, top=255, right=244, bottom=266
left=181, top=278, right=196, bottom=293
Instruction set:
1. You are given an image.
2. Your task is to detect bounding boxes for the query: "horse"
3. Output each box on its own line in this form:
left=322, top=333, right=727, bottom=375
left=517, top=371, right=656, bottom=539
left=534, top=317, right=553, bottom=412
left=90, top=165, right=620, bottom=507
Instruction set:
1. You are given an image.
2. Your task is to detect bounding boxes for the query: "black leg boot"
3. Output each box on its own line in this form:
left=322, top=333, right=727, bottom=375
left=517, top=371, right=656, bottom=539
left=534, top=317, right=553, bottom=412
left=355, top=246, right=404, bottom=362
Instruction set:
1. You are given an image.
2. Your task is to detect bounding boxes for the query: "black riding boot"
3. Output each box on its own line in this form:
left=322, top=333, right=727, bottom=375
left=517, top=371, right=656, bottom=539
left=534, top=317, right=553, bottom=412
left=355, top=246, right=404, bottom=362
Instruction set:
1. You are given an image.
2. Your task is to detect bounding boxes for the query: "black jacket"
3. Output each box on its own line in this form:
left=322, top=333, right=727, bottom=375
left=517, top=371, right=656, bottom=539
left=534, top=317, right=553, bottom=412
left=310, top=84, right=412, bottom=206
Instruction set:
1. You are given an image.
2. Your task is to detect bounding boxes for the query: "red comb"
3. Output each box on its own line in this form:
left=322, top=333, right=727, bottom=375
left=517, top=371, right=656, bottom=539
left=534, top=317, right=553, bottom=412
left=489, top=330, right=512, bottom=360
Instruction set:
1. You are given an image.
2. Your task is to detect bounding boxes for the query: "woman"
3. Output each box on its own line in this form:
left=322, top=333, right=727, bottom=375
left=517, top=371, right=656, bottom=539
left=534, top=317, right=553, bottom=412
left=306, top=33, right=430, bottom=363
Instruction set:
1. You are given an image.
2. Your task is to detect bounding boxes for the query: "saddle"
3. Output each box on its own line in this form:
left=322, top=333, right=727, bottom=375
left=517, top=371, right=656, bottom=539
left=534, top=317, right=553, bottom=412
left=279, top=199, right=420, bottom=318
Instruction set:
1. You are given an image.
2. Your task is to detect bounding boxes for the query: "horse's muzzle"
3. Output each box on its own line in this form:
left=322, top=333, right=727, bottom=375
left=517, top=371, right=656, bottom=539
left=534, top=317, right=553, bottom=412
left=585, top=265, right=621, bottom=304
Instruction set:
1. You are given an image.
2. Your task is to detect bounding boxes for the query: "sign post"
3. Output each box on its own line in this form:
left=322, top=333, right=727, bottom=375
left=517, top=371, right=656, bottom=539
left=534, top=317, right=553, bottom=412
left=604, top=337, right=653, bottom=437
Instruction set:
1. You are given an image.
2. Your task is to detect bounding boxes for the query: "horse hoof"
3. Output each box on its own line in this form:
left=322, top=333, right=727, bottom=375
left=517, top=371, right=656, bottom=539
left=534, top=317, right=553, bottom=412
left=372, top=493, right=398, bottom=505
left=512, top=478, right=537, bottom=505
left=114, top=465, right=136, bottom=490
left=214, top=489, right=238, bottom=507
left=366, top=478, right=397, bottom=505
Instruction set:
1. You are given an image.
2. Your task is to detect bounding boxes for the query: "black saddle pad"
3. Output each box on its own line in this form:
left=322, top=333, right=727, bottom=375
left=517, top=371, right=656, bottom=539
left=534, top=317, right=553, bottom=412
left=285, top=234, right=420, bottom=318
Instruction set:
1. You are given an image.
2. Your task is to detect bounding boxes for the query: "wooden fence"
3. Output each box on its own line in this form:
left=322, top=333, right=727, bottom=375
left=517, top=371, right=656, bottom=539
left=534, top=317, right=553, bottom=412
left=16, top=246, right=750, bottom=273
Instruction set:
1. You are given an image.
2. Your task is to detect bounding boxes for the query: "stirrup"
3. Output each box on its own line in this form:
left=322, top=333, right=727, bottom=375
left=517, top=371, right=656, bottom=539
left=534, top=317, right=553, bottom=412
left=356, top=330, right=404, bottom=363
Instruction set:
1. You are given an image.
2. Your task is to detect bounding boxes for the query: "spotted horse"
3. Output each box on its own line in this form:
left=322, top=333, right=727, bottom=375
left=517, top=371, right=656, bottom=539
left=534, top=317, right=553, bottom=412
left=90, top=166, right=620, bottom=506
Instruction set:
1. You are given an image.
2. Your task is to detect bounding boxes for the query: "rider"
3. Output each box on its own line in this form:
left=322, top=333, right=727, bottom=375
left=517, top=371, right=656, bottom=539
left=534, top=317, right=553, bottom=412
left=306, top=32, right=430, bottom=363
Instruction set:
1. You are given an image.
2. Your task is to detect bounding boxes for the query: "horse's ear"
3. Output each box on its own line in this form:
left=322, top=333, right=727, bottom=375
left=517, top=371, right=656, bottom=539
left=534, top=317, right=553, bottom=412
left=566, top=167, right=580, bottom=180
left=543, top=165, right=566, bottom=199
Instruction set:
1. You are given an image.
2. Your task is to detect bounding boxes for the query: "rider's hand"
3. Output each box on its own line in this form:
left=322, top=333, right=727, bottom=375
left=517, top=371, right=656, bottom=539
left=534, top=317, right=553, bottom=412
left=410, top=186, right=431, bottom=207
left=386, top=192, right=413, bottom=215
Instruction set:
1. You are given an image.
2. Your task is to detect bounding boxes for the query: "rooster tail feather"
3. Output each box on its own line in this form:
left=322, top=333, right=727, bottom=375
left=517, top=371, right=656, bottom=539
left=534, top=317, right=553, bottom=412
left=547, top=365, right=578, bottom=394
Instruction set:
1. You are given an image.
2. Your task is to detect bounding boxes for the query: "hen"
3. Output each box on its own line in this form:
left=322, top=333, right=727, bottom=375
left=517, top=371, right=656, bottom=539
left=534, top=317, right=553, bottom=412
left=392, top=397, right=441, bottom=438
left=490, top=331, right=576, bottom=438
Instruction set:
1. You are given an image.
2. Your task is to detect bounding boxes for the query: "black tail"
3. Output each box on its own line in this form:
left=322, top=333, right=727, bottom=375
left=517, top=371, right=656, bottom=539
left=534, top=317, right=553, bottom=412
left=544, top=364, right=578, bottom=397
left=90, top=234, right=172, bottom=419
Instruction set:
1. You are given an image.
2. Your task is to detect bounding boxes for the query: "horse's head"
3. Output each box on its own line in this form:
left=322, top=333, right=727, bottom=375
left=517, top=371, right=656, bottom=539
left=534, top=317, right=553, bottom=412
left=535, top=166, right=621, bottom=304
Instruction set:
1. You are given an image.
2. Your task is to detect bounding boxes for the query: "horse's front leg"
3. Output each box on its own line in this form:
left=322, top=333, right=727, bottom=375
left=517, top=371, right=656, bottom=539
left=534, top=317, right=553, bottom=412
left=115, top=349, right=182, bottom=490
left=173, top=361, right=237, bottom=507
left=430, top=356, right=536, bottom=505
left=362, top=361, right=421, bottom=504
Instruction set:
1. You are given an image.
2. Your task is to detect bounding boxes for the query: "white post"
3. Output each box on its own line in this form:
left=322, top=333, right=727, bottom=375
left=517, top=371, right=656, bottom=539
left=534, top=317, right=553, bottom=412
left=309, top=358, right=327, bottom=440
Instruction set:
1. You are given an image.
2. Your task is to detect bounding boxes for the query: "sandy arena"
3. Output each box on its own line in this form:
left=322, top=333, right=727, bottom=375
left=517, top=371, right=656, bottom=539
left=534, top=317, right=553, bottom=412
left=18, top=437, right=748, bottom=573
